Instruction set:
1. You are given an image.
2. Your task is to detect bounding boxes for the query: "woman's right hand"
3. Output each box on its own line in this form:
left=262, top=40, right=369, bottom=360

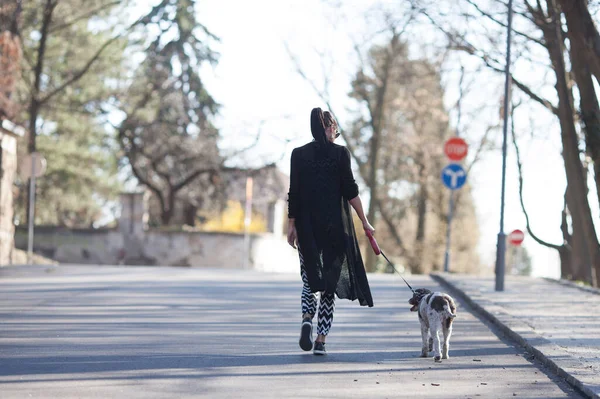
left=362, top=220, right=375, bottom=235
left=287, top=220, right=298, bottom=249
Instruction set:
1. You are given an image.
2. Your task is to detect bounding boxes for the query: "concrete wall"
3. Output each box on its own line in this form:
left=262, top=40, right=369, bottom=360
left=0, top=126, right=20, bottom=265
left=13, top=188, right=299, bottom=273
left=14, top=227, right=299, bottom=273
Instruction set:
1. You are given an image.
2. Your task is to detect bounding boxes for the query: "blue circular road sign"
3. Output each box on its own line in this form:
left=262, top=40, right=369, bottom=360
left=441, top=164, right=467, bottom=190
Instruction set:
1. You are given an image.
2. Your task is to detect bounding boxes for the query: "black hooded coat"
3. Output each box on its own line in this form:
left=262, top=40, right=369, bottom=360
left=287, top=108, right=373, bottom=307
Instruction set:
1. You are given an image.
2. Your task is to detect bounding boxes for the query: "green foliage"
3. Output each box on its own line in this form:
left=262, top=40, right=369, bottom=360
left=15, top=127, right=120, bottom=227
left=13, top=0, right=127, bottom=227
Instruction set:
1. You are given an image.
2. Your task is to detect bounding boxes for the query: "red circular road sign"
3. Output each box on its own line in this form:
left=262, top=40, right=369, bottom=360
left=444, top=137, right=468, bottom=161
left=508, top=229, right=525, bottom=246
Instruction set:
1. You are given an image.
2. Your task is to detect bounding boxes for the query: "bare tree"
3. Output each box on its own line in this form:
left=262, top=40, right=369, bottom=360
left=415, top=0, right=600, bottom=286
left=531, top=0, right=600, bottom=285
left=290, top=11, right=482, bottom=273
left=558, top=0, right=600, bottom=220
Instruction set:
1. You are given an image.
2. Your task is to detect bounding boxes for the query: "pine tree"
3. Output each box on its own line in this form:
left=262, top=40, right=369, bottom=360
left=117, top=0, right=222, bottom=225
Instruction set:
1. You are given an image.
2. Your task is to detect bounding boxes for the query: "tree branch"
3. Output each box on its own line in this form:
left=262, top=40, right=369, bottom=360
left=127, top=153, right=163, bottom=202
left=40, top=6, right=148, bottom=105
left=221, top=120, right=267, bottom=159
left=463, top=0, right=545, bottom=46
left=285, top=42, right=330, bottom=103
left=511, top=102, right=563, bottom=250
left=420, top=8, right=559, bottom=115
left=39, top=33, right=120, bottom=104
left=49, top=0, right=122, bottom=33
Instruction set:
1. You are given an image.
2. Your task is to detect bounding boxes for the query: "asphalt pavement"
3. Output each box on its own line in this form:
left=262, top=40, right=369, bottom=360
left=433, top=273, right=600, bottom=399
left=0, top=265, right=587, bottom=398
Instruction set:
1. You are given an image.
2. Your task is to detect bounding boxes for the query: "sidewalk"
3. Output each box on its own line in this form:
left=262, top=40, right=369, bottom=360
left=432, top=273, right=600, bottom=399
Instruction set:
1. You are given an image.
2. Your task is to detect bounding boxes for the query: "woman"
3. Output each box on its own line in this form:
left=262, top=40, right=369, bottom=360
left=287, top=107, right=375, bottom=356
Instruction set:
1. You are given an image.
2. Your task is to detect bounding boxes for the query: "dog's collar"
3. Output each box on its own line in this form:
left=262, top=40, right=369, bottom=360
left=413, top=290, right=431, bottom=303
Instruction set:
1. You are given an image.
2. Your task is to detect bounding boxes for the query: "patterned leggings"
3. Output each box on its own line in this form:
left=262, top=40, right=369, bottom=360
left=299, top=249, right=336, bottom=336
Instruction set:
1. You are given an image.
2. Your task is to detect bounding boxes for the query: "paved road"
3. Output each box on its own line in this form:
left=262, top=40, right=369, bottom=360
left=0, top=266, right=584, bottom=398
left=434, top=273, right=600, bottom=398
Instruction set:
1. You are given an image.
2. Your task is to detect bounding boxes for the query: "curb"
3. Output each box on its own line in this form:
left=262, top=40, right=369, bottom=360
left=543, top=277, right=600, bottom=296
left=431, top=273, right=599, bottom=399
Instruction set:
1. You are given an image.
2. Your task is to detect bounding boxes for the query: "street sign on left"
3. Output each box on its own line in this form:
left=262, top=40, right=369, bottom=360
left=19, top=152, right=47, bottom=178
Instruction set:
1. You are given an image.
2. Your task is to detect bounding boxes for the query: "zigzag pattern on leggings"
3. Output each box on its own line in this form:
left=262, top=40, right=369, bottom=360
left=301, top=268, right=317, bottom=316
left=299, top=249, right=335, bottom=336
left=316, top=292, right=335, bottom=336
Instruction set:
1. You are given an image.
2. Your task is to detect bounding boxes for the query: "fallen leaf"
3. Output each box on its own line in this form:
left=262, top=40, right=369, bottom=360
left=431, top=383, right=440, bottom=386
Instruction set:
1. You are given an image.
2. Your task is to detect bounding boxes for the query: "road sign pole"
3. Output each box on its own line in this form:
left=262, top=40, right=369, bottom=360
left=443, top=190, right=455, bottom=272
left=441, top=162, right=467, bottom=273
left=442, top=137, right=468, bottom=273
left=27, top=152, right=36, bottom=265
left=495, top=0, right=514, bottom=292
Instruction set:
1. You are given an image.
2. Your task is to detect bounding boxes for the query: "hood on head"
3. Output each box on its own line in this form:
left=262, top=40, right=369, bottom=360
left=310, top=107, right=327, bottom=146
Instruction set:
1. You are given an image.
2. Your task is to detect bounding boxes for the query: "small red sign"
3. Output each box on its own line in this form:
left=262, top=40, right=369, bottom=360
left=508, top=229, right=525, bottom=246
left=444, top=137, right=468, bottom=161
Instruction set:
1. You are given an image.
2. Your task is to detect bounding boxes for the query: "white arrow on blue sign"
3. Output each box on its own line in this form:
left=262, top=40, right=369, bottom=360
left=441, top=164, right=467, bottom=190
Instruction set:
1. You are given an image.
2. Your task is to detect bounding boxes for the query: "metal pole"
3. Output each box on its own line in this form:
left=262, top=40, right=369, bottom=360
left=27, top=153, right=36, bottom=265
left=443, top=191, right=455, bottom=272
left=495, top=0, right=514, bottom=292
left=243, top=176, right=253, bottom=269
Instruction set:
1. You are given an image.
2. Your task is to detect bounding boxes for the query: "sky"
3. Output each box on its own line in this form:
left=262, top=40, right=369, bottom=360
left=169, top=0, right=600, bottom=278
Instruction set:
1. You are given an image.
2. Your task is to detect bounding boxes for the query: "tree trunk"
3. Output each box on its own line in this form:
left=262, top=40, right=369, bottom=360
left=560, top=0, right=600, bottom=221
left=363, top=34, right=401, bottom=272
left=364, top=133, right=380, bottom=272
left=560, top=1, right=600, bottom=287
left=410, top=162, right=428, bottom=274
left=25, top=0, right=55, bottom=226
left=184, top=203, right=198, bottom=226
left=541, top=0, right=600, bottom=286
left=557, top=0, right=600, bottom=88
left=558, top=190, right=575, bottom=280
left=559, top=207, right=572, bottom=280
left=160, top=189, right=176, bottom=226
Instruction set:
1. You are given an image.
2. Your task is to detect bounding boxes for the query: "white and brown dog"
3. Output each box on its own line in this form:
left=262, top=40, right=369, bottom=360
left=409, top=288, right=457, bottom=362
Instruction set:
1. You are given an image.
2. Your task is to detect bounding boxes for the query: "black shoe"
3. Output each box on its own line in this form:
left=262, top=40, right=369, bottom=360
left=299, top=317, right=313, bottom=351
left=313, top=341, right=327, bottom=355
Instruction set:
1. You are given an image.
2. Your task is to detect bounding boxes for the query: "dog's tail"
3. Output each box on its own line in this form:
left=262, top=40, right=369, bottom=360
left=442, top=294, right=457, bottom=319
left=444, top=304, right=457, bottom=319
